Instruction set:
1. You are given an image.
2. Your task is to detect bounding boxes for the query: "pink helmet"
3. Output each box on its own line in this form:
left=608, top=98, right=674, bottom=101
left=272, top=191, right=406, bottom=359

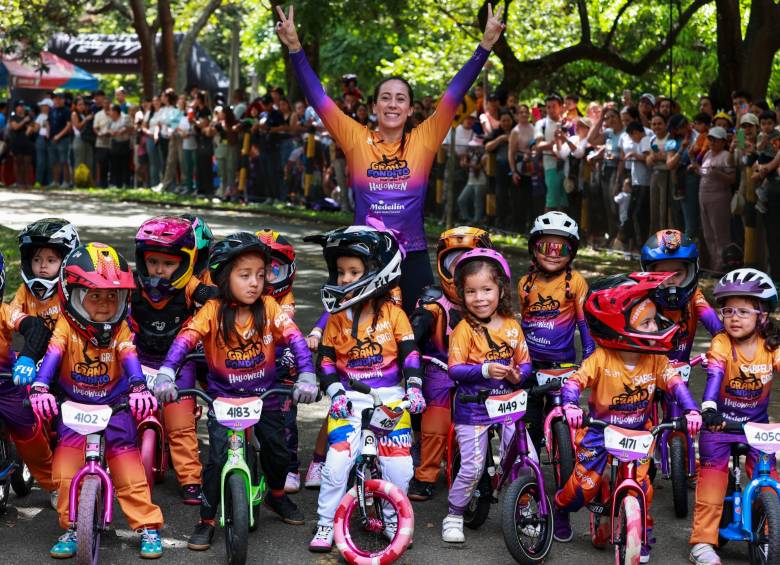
left=454, top=248, right=511, bottom=280
left=135, top=216, right=197, bottom=301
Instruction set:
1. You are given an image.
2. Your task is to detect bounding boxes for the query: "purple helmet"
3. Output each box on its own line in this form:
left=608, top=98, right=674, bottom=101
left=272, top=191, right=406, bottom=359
left=454, top=248, right=511, bottom=280
left=713, top=268, right=777, bottom=311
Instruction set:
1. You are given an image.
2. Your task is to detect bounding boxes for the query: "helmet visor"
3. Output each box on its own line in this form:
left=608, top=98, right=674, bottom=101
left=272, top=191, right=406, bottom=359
left=440, top=249, right=466, bottom=280
left=267, top=259, right=291, bottom=283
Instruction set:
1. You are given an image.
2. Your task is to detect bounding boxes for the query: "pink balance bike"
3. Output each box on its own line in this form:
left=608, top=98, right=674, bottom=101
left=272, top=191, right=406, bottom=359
left=583, top=415, right=686, bottom=565
left=536, top=363, right=578, bottom=491
left=332, top=378, right=414, bottom=565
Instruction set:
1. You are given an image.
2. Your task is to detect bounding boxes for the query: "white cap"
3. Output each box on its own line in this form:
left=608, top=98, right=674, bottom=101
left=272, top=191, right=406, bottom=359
left=708, top=126, right=728, bottom=140
left=38, top=98, right=53, bottom=108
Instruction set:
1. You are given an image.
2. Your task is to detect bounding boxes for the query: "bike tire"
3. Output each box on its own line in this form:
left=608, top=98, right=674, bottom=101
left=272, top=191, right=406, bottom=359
left=552, top=420, right=575, bottom=490
left=76, top=476, right=103, bottom=565
left=9, top=437, right=33, bottom=496
left=615, top=495, right=643, bottom=565
left=224, top=473, right=249, bottom=565
left=501, top=474, right=553, bottom=564
left=670, top=434, right=688, bottom=518
left=0, top=479, right=9, bottom=515
left=333, top=478, right=413, bottom=565
left=749, top=490, right=780, bottom=565
left=139, top=428, right=157, bottom=493
left=718, top=471, right=736, bottom=548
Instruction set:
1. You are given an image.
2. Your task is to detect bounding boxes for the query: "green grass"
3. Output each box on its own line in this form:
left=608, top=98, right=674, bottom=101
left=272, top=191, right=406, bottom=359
left=0, top=224, right=21, bottom=296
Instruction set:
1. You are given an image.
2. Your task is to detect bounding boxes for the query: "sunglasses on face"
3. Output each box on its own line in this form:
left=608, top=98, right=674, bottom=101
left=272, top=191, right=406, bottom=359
left=535, top=241, right=571, bottom=258
left=719, top=306, right=761, bottom=319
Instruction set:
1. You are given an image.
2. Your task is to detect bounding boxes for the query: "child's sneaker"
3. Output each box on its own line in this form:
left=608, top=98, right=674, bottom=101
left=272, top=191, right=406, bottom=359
left=689, top=543, right=721, bottom=565
left=284, top=472, right=301, bottom=494
left=181, top=484, right=202, bottom=505
left=304, top=461, right=323, bottom=489
left=264, top=493, right=305, bottom=525
left=309, top=524, right=334, bottom=552
left=442, top=514, right=465, bottom=543
left=407, top=478, right=434, bottom=501
left=50, top=528, right=77, bottom=559
left=553, top=507, right=573, bottom=542
left=640, top=543, right=651, bottom=563
left=139, top=528, right=163, bottom=559
left=187, top=519, right=215, bottom=550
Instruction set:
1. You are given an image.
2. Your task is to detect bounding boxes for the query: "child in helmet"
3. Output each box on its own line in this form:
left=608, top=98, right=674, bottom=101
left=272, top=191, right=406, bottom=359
left=0, top=251, right=57, bottom=498
left=181, top=213, right=214, bottom=281
left=517, top=211, right=594, bottom=449
left=689, top=268, right=780, bottom=565
left=407, top=226, right=493, bottom=502
left=130, top=215, right=218, bottom=505
left=153, top=232, right=317, bottom=551
left=304, top=225, right=425, bottom=552
left=255, top=228, right=303, bottom=493
left=442, top=248, right=534, bottom=543
left=639, top=229, right=723, bottom=362
left=29, top=243, right=164, bottom=559
left=10, top=217, right=81, bottom=386
left=554, top=273, right=702, bottom=563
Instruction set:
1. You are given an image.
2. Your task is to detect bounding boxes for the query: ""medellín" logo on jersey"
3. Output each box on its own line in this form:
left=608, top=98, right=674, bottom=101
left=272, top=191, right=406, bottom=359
left=226, top=341, right=266, bottom=370
left=367, top=156, right=410, bottom=191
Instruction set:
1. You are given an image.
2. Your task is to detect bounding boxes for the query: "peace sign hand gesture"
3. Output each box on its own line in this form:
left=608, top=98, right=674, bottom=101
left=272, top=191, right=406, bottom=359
left=480, top=3, right=506, bottom=51
left=275, top=5, right=302, bottom=53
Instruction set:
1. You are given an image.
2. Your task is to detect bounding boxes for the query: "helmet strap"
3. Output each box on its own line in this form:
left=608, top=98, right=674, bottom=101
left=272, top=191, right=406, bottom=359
left=351, top=302, right=365, bottom=340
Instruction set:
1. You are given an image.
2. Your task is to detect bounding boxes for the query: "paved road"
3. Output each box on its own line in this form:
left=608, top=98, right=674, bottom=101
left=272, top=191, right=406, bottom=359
left=0, top=189, right=766, bottom=564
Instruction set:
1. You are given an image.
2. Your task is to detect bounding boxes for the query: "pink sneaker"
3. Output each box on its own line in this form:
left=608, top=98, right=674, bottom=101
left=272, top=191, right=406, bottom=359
left=309, top=524, right=333, bottom=552
left=304, top=461, right=323, bottom=489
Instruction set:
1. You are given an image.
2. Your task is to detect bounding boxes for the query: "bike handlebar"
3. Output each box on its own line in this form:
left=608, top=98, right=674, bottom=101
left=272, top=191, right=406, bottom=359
left=176, top=387, right=293, bottom=407
left=22, top=398, right=129, bottom=415
left=347, top=378, right=412, bottom=411
left=459, top=380, right=559, bottom=404
left=583, top=415, right=686, bottom=435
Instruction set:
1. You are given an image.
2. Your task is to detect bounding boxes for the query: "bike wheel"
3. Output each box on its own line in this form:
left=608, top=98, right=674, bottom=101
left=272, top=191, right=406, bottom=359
left=224, top=473, right=249, bottom=565
left=76, top=476, right=104, bottom=565
left=552, top=420, right=575, bottom=490
left=614, top=495, right=643, bottom=565
left=718, top=471, right=736, bottom=548
left=0, top=479, right=9, bottom=515
left=333, top=478, right=413, bottom=565
left=749, top=491, right=780, bottom=565
left=501, top=474, right=553, bottom=564
left=139, top=428, right=156, bottom=493
left=670, top=434, right=688, bottom=518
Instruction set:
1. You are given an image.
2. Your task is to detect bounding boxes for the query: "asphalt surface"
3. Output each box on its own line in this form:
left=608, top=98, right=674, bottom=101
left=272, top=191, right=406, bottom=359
left=0, top=189, right=773, bottom=565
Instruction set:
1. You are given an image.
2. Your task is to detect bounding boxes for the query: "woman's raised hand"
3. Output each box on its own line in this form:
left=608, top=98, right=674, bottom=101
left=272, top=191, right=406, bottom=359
left=275, top=5, right=302, bottom=53
left=480, top=3, right=506, bottom=51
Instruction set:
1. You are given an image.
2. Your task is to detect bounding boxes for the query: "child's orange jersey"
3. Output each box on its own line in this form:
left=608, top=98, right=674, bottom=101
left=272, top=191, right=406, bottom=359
left=9, top=284, right=61, bottom=331
left=0, top=303, right=17, bottom=372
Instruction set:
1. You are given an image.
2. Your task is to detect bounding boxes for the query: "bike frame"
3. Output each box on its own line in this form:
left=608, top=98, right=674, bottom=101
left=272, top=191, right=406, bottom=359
left=654, top=393, right=696, bottom=477
left=68, top=431, right=115, bottom=527
left=495, top=417, right=550, bottom=516
left=606, top=458, right=649, bottom=545
left=218, top=426, right=266, bottom=529
left=137, top=410, right=167, bottom=479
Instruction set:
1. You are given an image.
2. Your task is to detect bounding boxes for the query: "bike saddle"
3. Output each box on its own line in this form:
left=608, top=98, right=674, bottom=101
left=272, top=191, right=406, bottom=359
left=731, top=442, right=751, bottom=457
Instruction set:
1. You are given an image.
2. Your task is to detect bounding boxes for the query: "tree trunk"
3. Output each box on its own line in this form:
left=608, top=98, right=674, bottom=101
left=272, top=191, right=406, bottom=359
left=158, top=0, right=176, bottom=90
left=129, top=0, right=157, bottom=99
left=175, top=0, right=223, bottom=93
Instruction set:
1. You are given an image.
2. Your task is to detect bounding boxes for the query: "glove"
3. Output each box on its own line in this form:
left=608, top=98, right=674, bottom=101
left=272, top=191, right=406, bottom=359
left=405, top=378, right=426, bottom=414
left=685, top=410, right=703, bottom=437
left=29, top=383, right=58, bottom=420
left=129, top=382, right=158, bottom=420
left=702, top=408, right=724, bottom=430
left=328, top=391, right=352, bottom=419
left=564, top=404, right=583, bottom=429
left=152, top=366, right=178, bottom=403
left=293, top=371, right=318, bottom=404
left=12, top=356, right=37, bottom=386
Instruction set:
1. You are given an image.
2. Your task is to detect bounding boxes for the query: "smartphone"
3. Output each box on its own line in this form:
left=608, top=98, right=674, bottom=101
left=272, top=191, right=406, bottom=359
left=736, top=128, right=745, bottom=150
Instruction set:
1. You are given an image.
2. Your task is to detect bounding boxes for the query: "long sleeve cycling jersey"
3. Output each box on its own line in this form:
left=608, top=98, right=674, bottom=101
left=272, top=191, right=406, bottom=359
left=290, top=45, right=489, bottom=253
left=663, top=288, right=723, bottom=362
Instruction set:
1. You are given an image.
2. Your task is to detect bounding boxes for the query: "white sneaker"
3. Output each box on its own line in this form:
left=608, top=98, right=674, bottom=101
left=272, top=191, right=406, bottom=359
left=689, top=543, right=721, bottom=565
left=49, top=490, right=59, bottom=511
left=309, top=523, right=334, bottom=552
left=442, top=514, right=465, bottom=543
left=304, top=461, right=323, bottom=489
left=284, top=472, right=301, bottom=494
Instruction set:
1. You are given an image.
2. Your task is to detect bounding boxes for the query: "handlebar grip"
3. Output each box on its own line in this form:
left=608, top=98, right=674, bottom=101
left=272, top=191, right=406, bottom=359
left=723, top=421, right=745, bottom=433
left=177, top=388, right=213, bottom=405
left=348, top=378, right=372, bottom=395
left=529, top=381, right=561, bottom=397
left=583, top=415, right=608, bottom=429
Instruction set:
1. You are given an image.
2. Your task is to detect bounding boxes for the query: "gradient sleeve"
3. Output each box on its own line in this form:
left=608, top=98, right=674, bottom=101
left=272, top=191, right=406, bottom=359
left=448, top=322, right=484, bottom=384
left=317, top=317, right=339, bottom=392
left=513, top=328, right=533, bottom=385
left=289, top=50, right=363, bottom=150
left=702, top=335, right=729, bottom=408
left=658, top=359, right=698, bottom=412
left=269, top=298, right=314, bottom=375
left=574, top=274, right=596, bottom=358
left=117, top=324, right=144, bottom=386
left=9, top=285, right=29, bottom=331
left=162, top=302, right=213, bottom=370
left=416, top=45, right=490, bottom=151
left=393, top=307, right=421, bottom=383
left=693, top=291, right=724, bottom=337
left=561, top=348, right=600, bottom=405
left=35, top=319, right=69, bottom=387
left=311, top=311, right=329, bottom=335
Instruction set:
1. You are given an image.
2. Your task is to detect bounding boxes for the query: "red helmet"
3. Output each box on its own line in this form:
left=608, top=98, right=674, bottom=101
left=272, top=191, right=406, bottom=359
left=256, top=229, right=296, bottom=299
left=436, top=226, right=493, bottom=303
left=585, top=272, right=678, bottom=354
left=59, top=243, right=136, bottom=348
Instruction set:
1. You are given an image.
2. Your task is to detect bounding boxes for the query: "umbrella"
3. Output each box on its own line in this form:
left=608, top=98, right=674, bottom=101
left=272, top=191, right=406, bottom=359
left=0, top=51, right=98, bottom=91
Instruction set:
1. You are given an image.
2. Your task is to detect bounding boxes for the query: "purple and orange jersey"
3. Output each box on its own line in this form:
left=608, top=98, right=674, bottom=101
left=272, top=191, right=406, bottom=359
left=0, top=303, right=17, bottom=373
left=163, top=297, right=313, bottom=406
left=448, top=317, right=532, bottom=425
left=36, top=317, right=144, bottom=405
left=318, top=301, right=421, bottom=391
left=517, top=269, right=594, bottom=364
left=291, top=46, right=489, bottom=253
left=663, top=288, right=723, bottom=362
left=562, top=347, right=697, bottom=429
left=9, top=284, right=61, bottom=332
left=703, top=333, right=779, bottom=423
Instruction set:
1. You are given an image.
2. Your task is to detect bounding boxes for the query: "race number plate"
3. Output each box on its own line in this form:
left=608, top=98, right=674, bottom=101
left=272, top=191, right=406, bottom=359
left=369, top=405, right=402, bottom=434
left=604, top=426, right=654, bottom=461
left=744, top=422, right=780, bottom=454
left=213, top=397, right=263, bottom=430
left=670, top=361, right=691, bottom=384
left=61, top=401, right=112, bottom=436
left=536, top=367, right=576, bottom=387
left=141, top=365, right=158, bottom=390
left=485, top=389, right=528, bottom=422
